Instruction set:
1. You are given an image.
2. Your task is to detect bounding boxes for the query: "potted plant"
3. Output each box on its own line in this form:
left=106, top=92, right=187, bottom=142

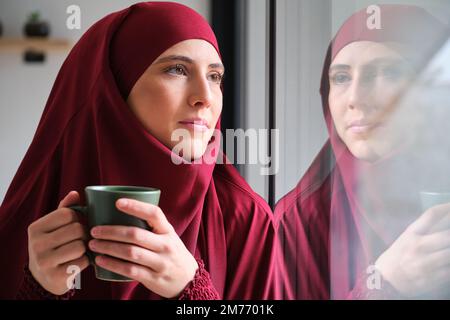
left=24, top=11, right=50, bottom=37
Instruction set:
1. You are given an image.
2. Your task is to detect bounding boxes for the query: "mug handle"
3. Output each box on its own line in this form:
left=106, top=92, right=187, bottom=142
left=69, top=205, right=87, bottom=215
left=68, top=205, right=94, bottom=265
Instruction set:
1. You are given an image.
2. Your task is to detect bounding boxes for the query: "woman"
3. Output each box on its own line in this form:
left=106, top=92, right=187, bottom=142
left=0, top=2, right=281, bottom=299
left=275, top=4, right=450, bottom=299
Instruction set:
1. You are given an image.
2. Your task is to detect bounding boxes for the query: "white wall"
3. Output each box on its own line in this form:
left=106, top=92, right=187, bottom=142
left=0, top=0, right=210, bottom=203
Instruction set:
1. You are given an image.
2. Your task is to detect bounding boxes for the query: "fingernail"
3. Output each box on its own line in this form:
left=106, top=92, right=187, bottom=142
left=89, top=240, right=97, bottom=249
left=117, top=199, right=128, bottom=207
left=91, top=227, right=100, bottom=236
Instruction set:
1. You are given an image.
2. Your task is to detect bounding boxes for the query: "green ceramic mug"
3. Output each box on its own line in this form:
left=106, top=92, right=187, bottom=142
left=419, top=191, right=450, bottom=233
left=419, top=191, right=450, bottom=211
left=70, top=185, right=161, bottom=282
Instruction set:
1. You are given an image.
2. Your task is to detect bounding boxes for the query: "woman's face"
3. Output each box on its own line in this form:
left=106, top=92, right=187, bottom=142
left=127, top=39, right=224, bottom=160
left=329, top=41, right=418, bottom=162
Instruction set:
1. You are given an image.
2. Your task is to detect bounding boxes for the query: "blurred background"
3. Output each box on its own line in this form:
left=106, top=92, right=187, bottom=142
left=0, top=0, right=449, bottom=206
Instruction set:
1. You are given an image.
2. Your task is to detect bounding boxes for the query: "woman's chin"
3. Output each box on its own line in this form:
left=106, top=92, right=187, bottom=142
left=180, top=141, right=208, bottom=162
left=348, top=143, right=382, bottom=163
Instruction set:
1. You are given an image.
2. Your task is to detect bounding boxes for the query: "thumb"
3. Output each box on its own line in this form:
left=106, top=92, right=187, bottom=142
left=58, top=191, right=80, bottom=209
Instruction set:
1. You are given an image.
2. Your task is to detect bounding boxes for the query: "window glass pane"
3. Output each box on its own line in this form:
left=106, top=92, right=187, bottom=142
left=275, top=0, right=450, bottom=299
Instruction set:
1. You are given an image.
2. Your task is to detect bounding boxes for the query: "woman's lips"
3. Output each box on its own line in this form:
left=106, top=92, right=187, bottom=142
left=178, top=119, right=209, bottom=132
left=347, top=121, right=382, bottom=134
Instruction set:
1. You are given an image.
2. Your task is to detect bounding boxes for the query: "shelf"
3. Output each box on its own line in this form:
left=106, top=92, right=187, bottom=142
left=0, top=38, right=73, bottom=52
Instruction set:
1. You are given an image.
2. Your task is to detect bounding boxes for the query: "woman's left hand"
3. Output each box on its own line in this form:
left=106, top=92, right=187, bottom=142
left=88, top=198, right=198, bottom=298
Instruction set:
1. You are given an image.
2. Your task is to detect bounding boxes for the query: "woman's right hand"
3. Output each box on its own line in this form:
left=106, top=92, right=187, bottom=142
left=375, top=203, right=450, bottom=298
left=27, top=191, right=90, bottom=296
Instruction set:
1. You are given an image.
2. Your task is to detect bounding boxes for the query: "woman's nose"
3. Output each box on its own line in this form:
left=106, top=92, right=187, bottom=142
left=347, top=76, right=372, bottom=111
left=188, top=76, right=213, bottom=108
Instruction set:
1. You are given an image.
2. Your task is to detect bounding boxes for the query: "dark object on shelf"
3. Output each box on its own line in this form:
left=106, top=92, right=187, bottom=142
left=24, top=49, right=46, bottom=63
left=24, top=11, right=50, bottom=38
left=0, top=20, right=3, bottom=37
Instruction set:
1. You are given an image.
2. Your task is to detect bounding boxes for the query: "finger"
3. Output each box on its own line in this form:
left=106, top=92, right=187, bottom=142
left=58, top=255, right=90, bottom=289
left=49, top=240, right=87, bottom=265
left=89, top=240, right=164, bottom=272
left=44, top=222, right=89, bottom=250
left=90, top=225, right=164, bottom=252
left=426, top=248, right=450, bottom=269
left=60, top=255, right=90, bottom=275
left=410, top=204, right=450, bottom=234
left=419, top=230, right=450, bottom=253
left=427, top=213, right=450, bottom=234
left=30, top=208, right=80, bottom=235
left=58, top=191, right=80, bottom=209
left=95, top=255, right=156, bottom=284
left=116, top=199, right=173, bottom=234
left=33, top=190, right=81, bottom=234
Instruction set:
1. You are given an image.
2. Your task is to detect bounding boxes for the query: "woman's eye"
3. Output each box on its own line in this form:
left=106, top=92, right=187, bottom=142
left=208, top=72, right=224, bottom=84
left=331, top=72, right=351, bottom=85
left=166, top=64, right=187, bottom=76
left=382, top=66, right=405, bottom=80
left=360, top=70, right=377, bottom=84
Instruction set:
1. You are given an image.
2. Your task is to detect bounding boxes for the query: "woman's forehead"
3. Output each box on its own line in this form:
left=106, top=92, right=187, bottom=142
left=153, top=39, right=222, bottom=66
left=331, top=41, right=407, bottom=68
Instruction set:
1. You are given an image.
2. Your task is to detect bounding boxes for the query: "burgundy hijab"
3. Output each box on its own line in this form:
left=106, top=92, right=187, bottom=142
left=275, top=5, right=449, bottom=299
left=0, top=2, right=280, bottom=299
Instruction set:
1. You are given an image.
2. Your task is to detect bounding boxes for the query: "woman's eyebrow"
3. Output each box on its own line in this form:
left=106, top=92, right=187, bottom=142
left=209, top=63, right=225, bottom=71
left=154, top=55, right=225, bottom=71
left=329, top=58, right=407, bottom=73
left=365, top=57, right=405, bottom=67
left=329, top=64, right=350, bottom=73
left=154, top=55, right=194, bottom=64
